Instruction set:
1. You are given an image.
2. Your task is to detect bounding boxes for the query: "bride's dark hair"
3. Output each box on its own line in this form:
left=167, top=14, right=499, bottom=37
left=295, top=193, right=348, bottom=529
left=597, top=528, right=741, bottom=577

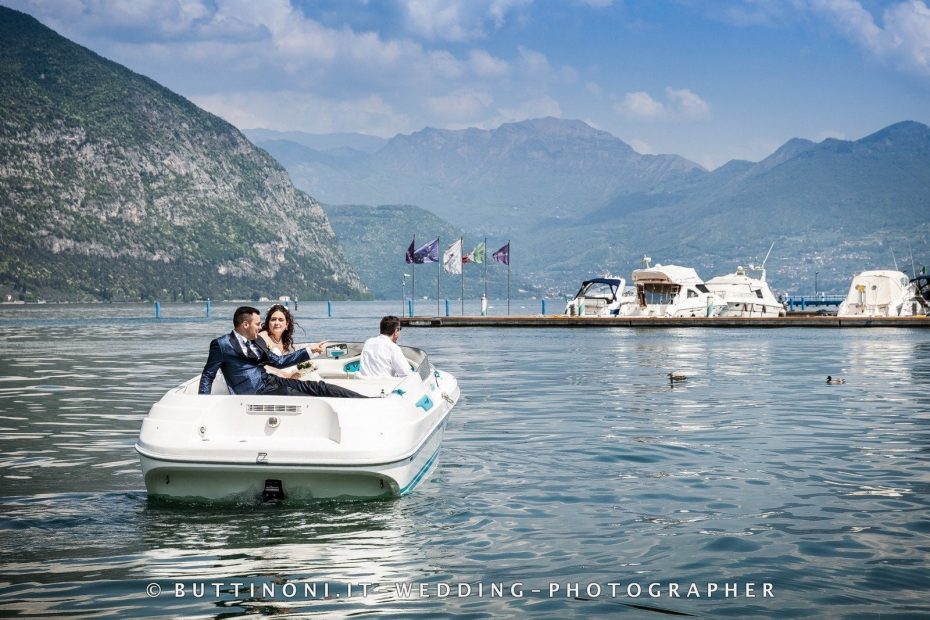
left=261, top=304, right=298, bottom=352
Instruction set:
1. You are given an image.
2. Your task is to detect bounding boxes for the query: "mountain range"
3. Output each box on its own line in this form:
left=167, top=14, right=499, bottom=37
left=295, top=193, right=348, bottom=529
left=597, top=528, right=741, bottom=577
left=2, top=4, right=927, bottom=304
left=0, top=6, right=365, bottom=302
left=252, top=119, right=930, bottom=296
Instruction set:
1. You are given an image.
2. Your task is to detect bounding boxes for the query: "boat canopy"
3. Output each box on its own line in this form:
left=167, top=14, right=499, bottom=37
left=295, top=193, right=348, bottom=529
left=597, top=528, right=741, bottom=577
left=632, top=265, right=703, bottom=285
left=580, top=277, right=623, bottom=288
left=573, top=278, right=623, bottom=300
left=843, top=270, right=910, bottom=305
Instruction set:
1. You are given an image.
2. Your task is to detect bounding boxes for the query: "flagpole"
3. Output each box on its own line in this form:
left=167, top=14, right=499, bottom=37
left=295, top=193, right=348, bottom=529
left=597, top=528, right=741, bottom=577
left=483, top=236, right=488, bottom=307
left=507, top=239, right=511, bottom=315
left=460, top=236, right=465, bottom=316
left=411, top=237, right=416, bottom=317
left=436, top=236, right=441, bottom=317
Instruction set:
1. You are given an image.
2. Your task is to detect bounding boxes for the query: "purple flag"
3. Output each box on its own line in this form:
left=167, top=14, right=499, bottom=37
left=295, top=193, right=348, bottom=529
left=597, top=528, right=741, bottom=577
left=413, top=238, right=439, bottom=264
left=492, top=242, right=510, bottom=265
left=405, top=238, right=416, bottom=264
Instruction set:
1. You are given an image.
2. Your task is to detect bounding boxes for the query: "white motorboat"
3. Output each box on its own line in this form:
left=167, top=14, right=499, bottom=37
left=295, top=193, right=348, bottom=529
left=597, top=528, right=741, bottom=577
left=706, top=266, right=786, bottom=317
left=135, top=343, right=460, bottom=502
left=620, top=258, right=725, bottom=318
left=564, top=276, right=628, bottom=316
left=837, top=270, right=929, bottom=317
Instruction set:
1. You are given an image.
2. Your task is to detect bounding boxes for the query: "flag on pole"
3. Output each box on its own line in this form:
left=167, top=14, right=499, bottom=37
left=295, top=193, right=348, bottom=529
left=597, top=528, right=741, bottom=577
left=443, top=239, right=463, bottom=274
left=492, top=242, right=510, bottom=265
left=413, top=238, right=439, bottom=263
left=404, top=238, right=416, bottom=264
left=463, top=241, right=485, bottom=264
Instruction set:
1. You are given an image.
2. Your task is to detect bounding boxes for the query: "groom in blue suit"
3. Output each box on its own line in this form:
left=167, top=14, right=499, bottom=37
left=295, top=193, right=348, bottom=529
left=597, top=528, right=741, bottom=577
left=199, top=306, right=364, bottom=398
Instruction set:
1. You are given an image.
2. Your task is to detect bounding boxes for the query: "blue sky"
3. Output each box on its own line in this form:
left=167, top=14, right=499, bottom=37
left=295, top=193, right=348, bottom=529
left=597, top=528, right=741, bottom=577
left=4, top=0, right=929, bottom=169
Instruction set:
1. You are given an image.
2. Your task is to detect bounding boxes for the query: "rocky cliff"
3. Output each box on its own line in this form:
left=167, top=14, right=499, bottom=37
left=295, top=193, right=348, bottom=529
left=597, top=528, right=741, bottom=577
left=0, top=7, right=367, bottom=302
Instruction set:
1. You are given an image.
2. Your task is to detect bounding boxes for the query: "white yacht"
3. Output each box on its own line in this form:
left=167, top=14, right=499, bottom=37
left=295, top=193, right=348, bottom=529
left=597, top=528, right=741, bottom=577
left=564, top=277, right=629, bottom=316
left=706, top=265, right=786, bottom=317
left=136, top=343, right=460, bottom=502
left=620, top=258, right=725, bottom=318
left=837, top=270, right=929, bottom=317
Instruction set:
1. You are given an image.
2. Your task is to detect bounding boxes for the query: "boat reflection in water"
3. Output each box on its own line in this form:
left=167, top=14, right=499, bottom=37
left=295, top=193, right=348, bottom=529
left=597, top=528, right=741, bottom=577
left=137, top=496, right=425, bottom=610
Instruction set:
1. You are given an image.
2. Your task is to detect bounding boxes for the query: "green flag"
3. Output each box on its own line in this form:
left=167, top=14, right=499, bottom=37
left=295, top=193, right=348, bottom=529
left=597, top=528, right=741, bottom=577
left=464, top=242, right=485, bottom=264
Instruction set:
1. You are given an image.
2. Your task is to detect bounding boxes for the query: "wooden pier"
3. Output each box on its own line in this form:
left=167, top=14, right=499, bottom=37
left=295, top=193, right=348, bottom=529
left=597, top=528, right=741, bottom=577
left=400, top=315, right=930, bottom=328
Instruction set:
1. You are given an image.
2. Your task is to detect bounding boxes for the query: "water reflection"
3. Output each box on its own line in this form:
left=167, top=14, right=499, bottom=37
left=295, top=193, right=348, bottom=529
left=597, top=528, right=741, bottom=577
left=137, top=499, right=422, bottom=604
left=0, top=305, right=929, bottom=617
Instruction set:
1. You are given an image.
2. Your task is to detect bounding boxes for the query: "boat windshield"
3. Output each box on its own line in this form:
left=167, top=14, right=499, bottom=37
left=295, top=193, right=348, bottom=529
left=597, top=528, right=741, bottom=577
left=576, top=280, right=620, bottom=300
left=639, top=283, right=679, bottom=305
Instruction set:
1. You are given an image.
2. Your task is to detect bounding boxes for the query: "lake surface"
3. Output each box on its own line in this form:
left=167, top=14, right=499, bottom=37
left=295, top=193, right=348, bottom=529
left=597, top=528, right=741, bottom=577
left=0, top=301, right=928, bottom=618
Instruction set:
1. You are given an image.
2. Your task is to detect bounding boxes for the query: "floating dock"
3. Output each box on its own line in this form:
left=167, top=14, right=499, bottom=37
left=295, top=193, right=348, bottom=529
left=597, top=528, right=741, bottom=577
left=401, top=315, right=930, bottom=328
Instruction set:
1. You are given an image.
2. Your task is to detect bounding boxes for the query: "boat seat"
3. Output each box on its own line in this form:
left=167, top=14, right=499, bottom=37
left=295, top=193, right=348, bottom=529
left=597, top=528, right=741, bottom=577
left=177, top=373, right=231, bottom=395
left=326, top=376, right=408, bottom=397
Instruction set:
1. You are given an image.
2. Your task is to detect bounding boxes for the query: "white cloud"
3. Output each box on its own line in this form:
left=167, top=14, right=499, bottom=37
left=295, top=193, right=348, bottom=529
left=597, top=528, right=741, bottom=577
left=513, top=46, right=578, bottom=86
left=707, top=1, right=930, bottom=79
left=424, top=89, right=494, bottom=122
left=468, top=49, right=510, bottom=77
left=191, top=91, right=413, bottom=137
left=716, top=0, right=805, bottom=27
left=516, top=45, right=551, bottom=74
left=398, top=0, right=532, bottom=42
left=613, top=88, right=711, bottom=122
left=666, top=88, right=712, bottom=120
left=810, top=0, right=930, bottom=77
left=402, top=0, right=476, bottom=42
left=614, top=91, right=665, bottom=121
left=489, top=96, right=563, bottom=126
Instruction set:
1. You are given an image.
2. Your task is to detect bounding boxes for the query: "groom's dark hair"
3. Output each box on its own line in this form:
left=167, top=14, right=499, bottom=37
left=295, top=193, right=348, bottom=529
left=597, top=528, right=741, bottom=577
left=380, top=315, right=401, bottom=336
left=233, top=306, right=260, bottom=327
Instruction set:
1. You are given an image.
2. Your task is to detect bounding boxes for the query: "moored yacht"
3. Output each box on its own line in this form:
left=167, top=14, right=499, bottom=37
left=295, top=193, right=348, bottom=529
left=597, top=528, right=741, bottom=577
left=706, top=265, right=786, bottom=317
left=564, top=276, right=629, bottom=316
left=620, top=258, right=725, bottom=318
left=837, top=270, right=929, bottom=317
left=135, top=342, right=460, bottom=502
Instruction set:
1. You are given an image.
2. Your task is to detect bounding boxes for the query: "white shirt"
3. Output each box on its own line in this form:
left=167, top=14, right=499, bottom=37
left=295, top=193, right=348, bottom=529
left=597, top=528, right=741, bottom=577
left=358, top=334, right=412, bottom=378
left=234, top=332, right=259, bottom=358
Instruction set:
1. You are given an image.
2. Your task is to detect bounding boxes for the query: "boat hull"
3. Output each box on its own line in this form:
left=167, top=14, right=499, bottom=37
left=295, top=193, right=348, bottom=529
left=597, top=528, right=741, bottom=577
left=138, top=417, right=448, bottom=501
left=135, top=343, right=458, bottom=502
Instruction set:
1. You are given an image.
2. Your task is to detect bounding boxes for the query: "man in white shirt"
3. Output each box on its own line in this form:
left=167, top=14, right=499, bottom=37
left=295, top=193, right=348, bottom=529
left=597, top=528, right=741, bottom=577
left=358, top=315, right=413, bottom=378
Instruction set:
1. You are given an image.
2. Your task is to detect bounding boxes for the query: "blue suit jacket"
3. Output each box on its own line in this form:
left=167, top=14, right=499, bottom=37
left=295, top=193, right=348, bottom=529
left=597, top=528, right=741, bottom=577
left=198, top=331, right=310, bottom=395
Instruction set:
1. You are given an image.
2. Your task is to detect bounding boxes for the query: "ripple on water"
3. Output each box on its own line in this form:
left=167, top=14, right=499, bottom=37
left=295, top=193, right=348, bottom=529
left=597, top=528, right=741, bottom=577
left=0, top=317, right=929, bottom=617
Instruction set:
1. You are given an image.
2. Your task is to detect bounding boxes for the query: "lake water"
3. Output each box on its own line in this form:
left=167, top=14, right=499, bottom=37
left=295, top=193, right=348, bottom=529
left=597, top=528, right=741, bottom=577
left=0, top=301, right=928, bottom=618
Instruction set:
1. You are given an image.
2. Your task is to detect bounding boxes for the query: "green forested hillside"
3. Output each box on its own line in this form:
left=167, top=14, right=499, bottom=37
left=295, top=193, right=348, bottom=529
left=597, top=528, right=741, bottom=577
left=269, top=118, right=929, bottom=296
left=323, top=204, right=531, bottom=300
left=0, top=7, right=366, bottom=302
left=536, top=121, right=930, bottom=294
